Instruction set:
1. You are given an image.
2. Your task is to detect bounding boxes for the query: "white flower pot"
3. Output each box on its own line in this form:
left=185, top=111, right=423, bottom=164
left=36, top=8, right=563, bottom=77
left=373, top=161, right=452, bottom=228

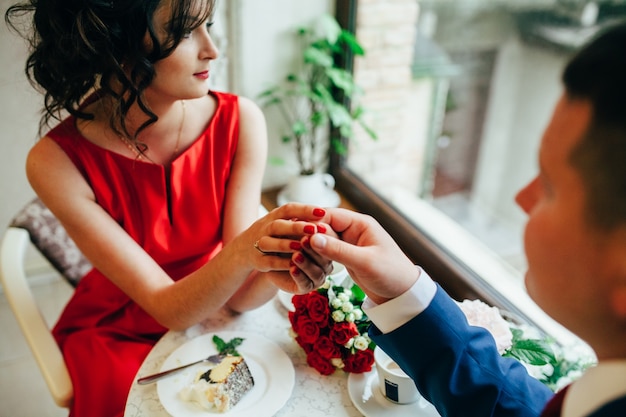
left=277, top=173, right=341, bottom=207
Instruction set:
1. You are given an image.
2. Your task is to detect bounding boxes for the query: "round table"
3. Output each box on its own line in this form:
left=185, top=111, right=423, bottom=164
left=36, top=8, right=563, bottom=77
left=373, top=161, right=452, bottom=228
left=124, top=295, right=363, bottom=417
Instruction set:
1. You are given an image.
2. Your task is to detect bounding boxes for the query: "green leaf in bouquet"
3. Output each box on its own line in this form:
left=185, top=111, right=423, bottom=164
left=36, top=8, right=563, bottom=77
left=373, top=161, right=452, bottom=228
left=505, top=338, right=555, bottom=366
left=351, top=284, right=366, bottom=303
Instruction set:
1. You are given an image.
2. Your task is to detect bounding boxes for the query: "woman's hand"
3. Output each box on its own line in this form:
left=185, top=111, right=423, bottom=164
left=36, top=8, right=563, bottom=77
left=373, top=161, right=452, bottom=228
left=244, top=203, right=334, bottom=293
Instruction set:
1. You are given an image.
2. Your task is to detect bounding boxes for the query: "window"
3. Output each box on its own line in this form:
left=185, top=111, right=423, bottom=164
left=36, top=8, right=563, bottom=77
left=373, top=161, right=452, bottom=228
left=332, top=0, right=626, bottom=345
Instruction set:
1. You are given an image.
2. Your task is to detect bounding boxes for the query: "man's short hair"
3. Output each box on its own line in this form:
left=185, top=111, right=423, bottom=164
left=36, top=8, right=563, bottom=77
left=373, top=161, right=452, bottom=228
left=564, top=20, right=626, bottom=230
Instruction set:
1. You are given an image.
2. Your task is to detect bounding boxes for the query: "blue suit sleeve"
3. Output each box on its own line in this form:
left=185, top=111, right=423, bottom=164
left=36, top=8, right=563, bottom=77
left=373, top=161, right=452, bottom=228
left=369, top=284, right=553, bottom=417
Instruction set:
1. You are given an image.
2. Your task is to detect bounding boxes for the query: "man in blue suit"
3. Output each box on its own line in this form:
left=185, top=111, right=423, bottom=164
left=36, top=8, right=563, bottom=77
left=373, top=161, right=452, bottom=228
left=291, top=19, right=626, bottom=417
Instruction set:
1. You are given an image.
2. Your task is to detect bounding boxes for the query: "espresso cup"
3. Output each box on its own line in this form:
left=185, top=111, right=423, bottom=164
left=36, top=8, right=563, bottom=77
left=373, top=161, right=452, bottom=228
left=374, top=346, right=420, bottom=404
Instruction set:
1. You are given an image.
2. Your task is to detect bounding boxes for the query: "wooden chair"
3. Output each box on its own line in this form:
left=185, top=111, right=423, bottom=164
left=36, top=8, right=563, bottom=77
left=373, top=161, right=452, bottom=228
left=0, top=198, right=91, bottom=408
left=0, top=198, right=269, bottom=408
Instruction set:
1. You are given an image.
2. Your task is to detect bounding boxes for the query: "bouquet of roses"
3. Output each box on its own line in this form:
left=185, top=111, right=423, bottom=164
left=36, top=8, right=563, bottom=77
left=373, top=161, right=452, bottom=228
left=458, top=299, right=596, bottom=392
left=288, top=277, right=375, bottom=375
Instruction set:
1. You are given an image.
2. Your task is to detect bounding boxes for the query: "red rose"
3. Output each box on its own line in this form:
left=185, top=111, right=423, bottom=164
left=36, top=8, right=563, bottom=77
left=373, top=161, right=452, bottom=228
left=295, top=336, right=314, bottom=353
left=329, top=321, right=359, bottom=346
left=293, top=315, right=320, bottom=344
left=292, top=294, right=309, bottom=311
left=305, top=292, right=330, bottom=326
left=307, top=350, right=336, bottom=375
left=313, top=335, right=341, bottom=360
left=343, top=348, right=375, bottom=373
left=288, top=307, right=311, bottom=328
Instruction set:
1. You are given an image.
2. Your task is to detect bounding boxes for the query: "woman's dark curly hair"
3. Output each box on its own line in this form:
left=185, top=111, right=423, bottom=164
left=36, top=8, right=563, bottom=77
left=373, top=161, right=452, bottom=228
left=5, top=0, right=214, bottom=140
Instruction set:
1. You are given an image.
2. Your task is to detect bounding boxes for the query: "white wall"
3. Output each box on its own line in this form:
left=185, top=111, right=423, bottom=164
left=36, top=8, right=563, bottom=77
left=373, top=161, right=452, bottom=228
left=1, top=0, right=42, bottom=232
left=0, top=0, right=332, bottom=240
left=229, top=0, right=334, bottom=188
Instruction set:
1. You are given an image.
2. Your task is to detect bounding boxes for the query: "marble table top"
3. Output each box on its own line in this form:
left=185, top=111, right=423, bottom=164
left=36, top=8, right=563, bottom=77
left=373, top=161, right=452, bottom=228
left=124, top=295, right=363, bottom=417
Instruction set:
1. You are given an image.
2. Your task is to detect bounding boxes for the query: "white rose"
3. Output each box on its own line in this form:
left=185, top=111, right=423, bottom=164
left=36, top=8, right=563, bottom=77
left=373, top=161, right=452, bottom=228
left=332, top=310, right=346, bottom=322
left=338, top=292, right=350, bottom=302
left=353, top=336, right=370, bottom=351
left=331, top=298, right=343, bottom=309
left=341, top=302, right=354, bottom=313
left=457, top=299, right=513, bottom=354
left=331, top=358, right=345, bottom=369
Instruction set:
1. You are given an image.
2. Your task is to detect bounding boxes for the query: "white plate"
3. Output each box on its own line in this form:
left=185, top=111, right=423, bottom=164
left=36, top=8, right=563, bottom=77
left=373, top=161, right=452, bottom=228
left=157, top=331, right=294, bottom=417
left=348, top=369, right=440, bottom=417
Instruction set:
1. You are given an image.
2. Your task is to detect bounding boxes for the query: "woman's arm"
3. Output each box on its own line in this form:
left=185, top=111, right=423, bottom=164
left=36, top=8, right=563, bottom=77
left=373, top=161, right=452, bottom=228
left=26, top=120, right=327, bottom=332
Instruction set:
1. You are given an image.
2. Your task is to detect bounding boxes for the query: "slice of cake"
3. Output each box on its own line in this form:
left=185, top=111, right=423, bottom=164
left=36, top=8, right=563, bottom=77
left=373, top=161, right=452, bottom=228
left=179, top=355, right=254, bottom=412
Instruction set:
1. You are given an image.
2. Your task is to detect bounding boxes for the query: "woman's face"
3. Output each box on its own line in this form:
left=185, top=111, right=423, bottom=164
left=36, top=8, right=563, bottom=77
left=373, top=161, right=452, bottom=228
left=145, top=0, right=218, bottom=103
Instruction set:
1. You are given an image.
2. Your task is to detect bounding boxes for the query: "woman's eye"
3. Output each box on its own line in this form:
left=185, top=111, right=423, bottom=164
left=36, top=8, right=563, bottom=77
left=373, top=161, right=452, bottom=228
left=205, top=21, right=214, bottom=32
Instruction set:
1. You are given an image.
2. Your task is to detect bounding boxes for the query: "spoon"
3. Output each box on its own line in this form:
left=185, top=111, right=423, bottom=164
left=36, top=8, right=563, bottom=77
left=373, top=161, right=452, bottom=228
left=137, top=354, right=224, bottom=385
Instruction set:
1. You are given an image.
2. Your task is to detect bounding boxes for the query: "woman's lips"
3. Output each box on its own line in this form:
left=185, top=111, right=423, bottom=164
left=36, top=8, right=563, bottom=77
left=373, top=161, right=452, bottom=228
left=194, top=70, right=209, bottom=80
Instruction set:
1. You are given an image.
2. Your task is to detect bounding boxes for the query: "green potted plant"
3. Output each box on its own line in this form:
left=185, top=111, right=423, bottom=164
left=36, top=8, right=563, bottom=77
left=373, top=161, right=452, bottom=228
left=258, top=14, right=377, bottom=206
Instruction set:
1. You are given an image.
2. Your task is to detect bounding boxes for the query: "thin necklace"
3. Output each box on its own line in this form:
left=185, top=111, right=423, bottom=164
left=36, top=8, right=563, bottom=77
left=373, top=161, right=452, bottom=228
left=119, top=100, right=186, bottom=163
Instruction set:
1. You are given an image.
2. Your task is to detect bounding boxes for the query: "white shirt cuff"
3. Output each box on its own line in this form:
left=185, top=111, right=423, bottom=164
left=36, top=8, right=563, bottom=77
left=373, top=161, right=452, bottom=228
left=362, top=267, right=437, bottom=334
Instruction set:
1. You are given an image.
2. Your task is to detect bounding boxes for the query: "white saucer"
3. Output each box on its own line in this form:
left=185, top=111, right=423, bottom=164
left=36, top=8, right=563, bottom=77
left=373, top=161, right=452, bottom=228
left=276, top=188, right=341, bottom=207
left=347, top=369, right=440, bottom=417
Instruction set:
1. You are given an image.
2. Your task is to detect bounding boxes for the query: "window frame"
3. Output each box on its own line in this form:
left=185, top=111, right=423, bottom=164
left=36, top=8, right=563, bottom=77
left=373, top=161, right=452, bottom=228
left=332, top=0, right=536, bottom=324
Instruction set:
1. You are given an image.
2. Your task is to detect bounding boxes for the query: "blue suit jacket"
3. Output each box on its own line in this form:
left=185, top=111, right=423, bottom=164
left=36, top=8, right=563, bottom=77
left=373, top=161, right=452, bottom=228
left=369, top=284, right=553, bottom=417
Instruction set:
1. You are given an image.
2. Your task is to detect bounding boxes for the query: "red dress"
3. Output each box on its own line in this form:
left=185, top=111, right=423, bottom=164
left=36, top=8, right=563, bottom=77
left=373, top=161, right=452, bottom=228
left=48, top=92, right=240, bottom=417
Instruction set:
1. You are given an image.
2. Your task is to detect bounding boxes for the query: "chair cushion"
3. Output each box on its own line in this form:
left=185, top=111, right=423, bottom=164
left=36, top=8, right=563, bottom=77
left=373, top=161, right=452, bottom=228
left=10, top=198, right=92, bottom=287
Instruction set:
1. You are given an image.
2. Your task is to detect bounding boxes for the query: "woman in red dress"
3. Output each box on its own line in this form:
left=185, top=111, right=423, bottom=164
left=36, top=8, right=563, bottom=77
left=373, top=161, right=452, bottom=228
left=6, top=1, right=331, bottom=415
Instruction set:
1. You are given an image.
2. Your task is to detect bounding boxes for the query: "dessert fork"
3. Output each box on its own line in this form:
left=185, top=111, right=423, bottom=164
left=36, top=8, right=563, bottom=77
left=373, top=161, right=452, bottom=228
left=137, top=353, right=224, bottom=385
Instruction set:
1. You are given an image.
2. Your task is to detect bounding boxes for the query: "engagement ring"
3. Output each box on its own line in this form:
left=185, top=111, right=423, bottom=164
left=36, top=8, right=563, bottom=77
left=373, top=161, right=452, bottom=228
left=254, top=240, right=267, bottom=255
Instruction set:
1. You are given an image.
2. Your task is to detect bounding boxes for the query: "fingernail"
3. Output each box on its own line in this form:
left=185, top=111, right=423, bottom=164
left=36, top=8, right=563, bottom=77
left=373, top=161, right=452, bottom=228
left=303, top=225, right=315, bottom=234
left=290, top=241, right=302, bottom=250
left=316, top=224, right=327, bottom=233
left=302, top=236, right=311, bottom=249
left=311, top=234, right=327, bottom=249
left=294, top=253, right=305, bottom=264
left=313, top=208, right=325, bottom=217
left=291, top=267, right=301, bottom=276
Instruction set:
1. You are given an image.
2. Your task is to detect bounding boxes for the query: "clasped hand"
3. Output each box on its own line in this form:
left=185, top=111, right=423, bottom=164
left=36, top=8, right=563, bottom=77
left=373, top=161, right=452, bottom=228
left=257, top=204, right=420, bottom=304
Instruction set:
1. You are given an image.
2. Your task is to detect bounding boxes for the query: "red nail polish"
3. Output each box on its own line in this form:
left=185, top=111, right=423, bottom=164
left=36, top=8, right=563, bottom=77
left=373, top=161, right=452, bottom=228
left=303, top=225, right=315, bottom=234
left=292, top=267, right=301, bottom=276
left=290, top=241, right=302, bottom=250
left=294, top=253, right=305, bottom=263
left=313, top=208, right=325, bottom=217
left=317, top=224, right=327, bottom=233
left=302, top=236, right=311, bottom=249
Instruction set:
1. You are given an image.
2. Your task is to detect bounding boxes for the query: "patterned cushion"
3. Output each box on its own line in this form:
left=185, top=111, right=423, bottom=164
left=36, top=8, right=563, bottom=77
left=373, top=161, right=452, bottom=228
left=10, top=198, right=92, bottom=287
